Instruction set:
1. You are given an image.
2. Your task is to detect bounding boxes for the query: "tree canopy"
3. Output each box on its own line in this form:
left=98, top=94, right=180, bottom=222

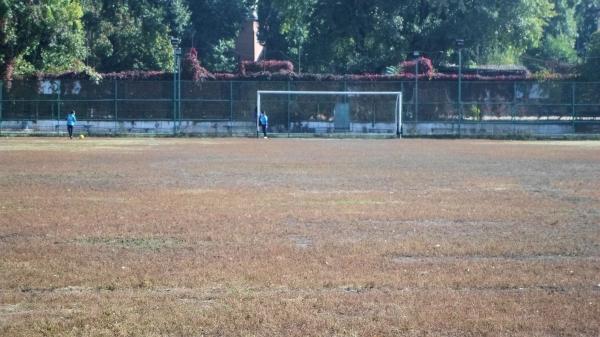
left=0, top=0, right=598, bottom=79
left=81, top=0, right=190, bottom=72
left=580, top=30, right=600, bottom=79
left=259, top=0, right=558, bottom=73
left=0, top=0, right=87, bottom=80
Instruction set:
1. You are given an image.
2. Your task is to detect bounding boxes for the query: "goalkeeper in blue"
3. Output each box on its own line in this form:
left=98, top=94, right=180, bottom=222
left=258, top=110, right=268, bottom=138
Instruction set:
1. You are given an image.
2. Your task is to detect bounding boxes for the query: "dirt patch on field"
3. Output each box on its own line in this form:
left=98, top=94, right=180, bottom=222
left=1, top=138, right=599, bottom=336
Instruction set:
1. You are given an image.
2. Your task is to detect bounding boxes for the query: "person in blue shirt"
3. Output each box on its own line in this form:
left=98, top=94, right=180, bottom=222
left=258, top=110, right=268, bottom=138
left=66, top=110, right=77, bottom=139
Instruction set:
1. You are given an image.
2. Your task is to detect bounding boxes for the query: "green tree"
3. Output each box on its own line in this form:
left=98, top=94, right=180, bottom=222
left=580, top=30, right=600, bottom=80
left=186, top=0, right=252, bottom=71
left=525, top=0, right=579, bottom=70
left=82, top=0, right=190, bottom=72
left=257, top=0, right=315, bottom=72
left=167, top=0, right=191, bottom=38
left=258, top=0, right=555, bottom=73
left=0, top=0, right=87, bottom=80
left=307, top=1, right=409, bottom=73
left=576, top=0, right=600, bottom=53
left=202, top=39, right=237, bottom=72
left=256, top=0, right=289, bottom=60
left=427, top=0, right=554, bottom=65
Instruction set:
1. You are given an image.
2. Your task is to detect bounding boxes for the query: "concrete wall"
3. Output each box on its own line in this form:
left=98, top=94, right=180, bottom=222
left=0, top=120, right=257, bottom=136
left=0, top=119, right=587, bottom=138
left=402, top=122, right=575, bottom=137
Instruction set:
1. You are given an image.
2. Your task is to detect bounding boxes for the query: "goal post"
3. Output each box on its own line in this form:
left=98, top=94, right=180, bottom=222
left=256, top=90, right=403, bottom=137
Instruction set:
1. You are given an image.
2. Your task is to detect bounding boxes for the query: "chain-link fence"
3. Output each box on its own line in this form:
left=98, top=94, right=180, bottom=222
left=1, top=79, right=599, bottom=136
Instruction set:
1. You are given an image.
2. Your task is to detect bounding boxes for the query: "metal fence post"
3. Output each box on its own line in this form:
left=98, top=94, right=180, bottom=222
left=229, top=81, right=234, bottom=134
left=513, top=81, right=517, bottom=121
left=287, top=81, right=291, bottom=137
left=178, top=60, right=182, bottom=133
left=512, top=81, right=518, bottom=135
left=458, top=51, right=462, bottom=138
left=0, top=80, right=3, bottom=135
left=571, top=82, right=576, bottom=129
left=415, top=59, right=419, bottom=123
left=57, top=84, right=61, bottom=135
left=344, top=80, right=348, bottom=102
left=114, top=80, right=118, bottom=135
left=173, top=75, right=177, bottom=135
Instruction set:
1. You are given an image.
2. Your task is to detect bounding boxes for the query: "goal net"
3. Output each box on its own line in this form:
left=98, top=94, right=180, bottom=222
left=257, top=90, right=402, bottom=136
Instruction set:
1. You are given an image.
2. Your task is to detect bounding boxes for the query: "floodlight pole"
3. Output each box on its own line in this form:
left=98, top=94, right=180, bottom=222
left=114, top=80, right=118, bottom=135
left=458, top=49, right=462, bottom=136
left=177, top=50, right=182, bottom=133
left=298, top=43, right=302, bottom=74
left=456, top=39, right=464, bottom=137
left=56, top=83, right=61, bottom=135
left=413, top=51, right=420, bottom=123
left=0, top=81, right=3, bottom=135
left=171, top=37, right=181, bottom=136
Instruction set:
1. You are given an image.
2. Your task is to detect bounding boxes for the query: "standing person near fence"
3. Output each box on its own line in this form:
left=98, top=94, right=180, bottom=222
left=258, top=110, right=269, bottom=139
left=66, top=110, right=77, bottom=139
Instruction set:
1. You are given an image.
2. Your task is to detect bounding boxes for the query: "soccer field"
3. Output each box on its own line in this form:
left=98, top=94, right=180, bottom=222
left=1, top=138, right=599, bottom=336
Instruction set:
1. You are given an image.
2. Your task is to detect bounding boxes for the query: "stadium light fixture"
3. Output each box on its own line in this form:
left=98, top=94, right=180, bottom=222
left=170, top=37, right=181, bottom=48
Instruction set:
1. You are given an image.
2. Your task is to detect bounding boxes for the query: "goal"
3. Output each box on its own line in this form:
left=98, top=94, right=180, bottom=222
left=256, top=90, right=403, bottom=137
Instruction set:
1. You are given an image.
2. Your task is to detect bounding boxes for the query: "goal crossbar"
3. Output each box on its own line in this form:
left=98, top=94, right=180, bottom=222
left=258, top=90, right=403, bottom=96
left=256, top=90, right=403, bottom=137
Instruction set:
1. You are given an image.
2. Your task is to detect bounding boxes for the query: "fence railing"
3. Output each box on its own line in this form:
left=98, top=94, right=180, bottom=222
left=1, top=80, right=599, bottom=136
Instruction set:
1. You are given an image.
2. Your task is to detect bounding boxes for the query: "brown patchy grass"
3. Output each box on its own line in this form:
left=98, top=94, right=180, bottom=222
left=1, top=137, right=599, bottom=336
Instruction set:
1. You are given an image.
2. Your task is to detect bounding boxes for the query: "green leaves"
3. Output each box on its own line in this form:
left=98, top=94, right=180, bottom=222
left=258, top=0, right=563, bottom=73
left=576, top=0, right=600, bottom=53
left=82, top=0, right=192, bottom=72
left=580, top=31, right=600, bottom=80
left=186, top=0, right=251, bottom=71
left=0, top=0, right=87, bottom=79
left=0, top=0, right=590, bottom=77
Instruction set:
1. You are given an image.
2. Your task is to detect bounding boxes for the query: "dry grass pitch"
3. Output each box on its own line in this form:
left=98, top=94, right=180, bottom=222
left=1, top=137, right=599, bottom=336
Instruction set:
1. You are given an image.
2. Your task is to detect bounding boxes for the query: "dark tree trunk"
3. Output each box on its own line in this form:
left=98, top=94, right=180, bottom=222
left=1, top=56, right=15, bottom=82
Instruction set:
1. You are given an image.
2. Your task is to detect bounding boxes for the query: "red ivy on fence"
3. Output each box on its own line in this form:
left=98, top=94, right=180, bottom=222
left=399, top=57, right=435, bottom=76
left=16, top=56, right=575, bottom=82
left=182, top=48, right=214, bottom=81
left=239, top=60, right=294, bottom=75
